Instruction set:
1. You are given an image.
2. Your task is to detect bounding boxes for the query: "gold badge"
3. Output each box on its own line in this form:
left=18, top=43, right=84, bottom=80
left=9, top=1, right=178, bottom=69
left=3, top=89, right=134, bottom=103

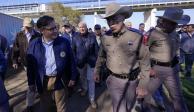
left=60, top=51, right=66, bottom=58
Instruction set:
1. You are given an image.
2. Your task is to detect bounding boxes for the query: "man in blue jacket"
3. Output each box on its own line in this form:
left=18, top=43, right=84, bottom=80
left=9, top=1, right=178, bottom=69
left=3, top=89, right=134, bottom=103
left=27, top=15, right=77, bottom=112
left=0, top=35, right=8, bottom=79
left=0, top=49, right=9, bottom=112
left=61, top=21, right=78, bottom=47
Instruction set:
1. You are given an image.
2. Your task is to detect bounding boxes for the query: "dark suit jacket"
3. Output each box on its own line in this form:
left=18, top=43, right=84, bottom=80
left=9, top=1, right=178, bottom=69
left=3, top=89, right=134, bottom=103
left=72, top=32, right=99, bottom=68
left=180, top=32, right=194, bottom=54
left=12, top=30, right=41, bottom=66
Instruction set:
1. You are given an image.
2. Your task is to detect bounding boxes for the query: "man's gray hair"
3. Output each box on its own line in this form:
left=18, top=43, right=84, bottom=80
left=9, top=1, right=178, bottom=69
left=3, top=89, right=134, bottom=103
left=78, top=22, right=87, bottom=28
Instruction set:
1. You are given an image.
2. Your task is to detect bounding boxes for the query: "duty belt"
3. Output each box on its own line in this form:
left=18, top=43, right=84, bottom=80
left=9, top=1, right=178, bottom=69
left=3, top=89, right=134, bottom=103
left=107, top=67, right=140, bottom=80
left=151, top=56, right=179, bottom=67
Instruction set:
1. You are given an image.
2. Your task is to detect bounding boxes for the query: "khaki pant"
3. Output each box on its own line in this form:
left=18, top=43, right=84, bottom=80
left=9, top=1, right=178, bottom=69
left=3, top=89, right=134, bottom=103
left=40, top=88, right=68, bottom=112
left=144, top=65, right=188, bottom=112
left=40, top=76, right=68, bottom=112
left=106, top=75, right=138, bottom=112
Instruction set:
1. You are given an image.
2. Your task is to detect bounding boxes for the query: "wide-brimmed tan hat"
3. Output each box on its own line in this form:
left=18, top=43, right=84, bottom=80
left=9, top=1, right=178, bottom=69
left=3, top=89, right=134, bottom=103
left=23, top=17, right=34, bottom=27
left=102, top=3, right=133, bottom=19
left=156, top=7, right=183, bottom=24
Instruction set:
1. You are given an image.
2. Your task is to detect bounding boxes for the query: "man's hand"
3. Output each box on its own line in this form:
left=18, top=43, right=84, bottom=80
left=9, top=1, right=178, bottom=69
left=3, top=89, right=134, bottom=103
left=136, top=87, right=148, bottom=98
left=150, top=68, right=156, bottom=78
left=94, top=73, right=100, bottom=83
left=12, top=64, right=18, bottom=69
left=68, top=80, right=75, bottom=87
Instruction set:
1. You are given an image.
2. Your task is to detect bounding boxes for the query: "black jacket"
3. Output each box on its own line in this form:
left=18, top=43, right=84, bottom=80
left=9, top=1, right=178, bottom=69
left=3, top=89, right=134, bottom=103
left=72, top=32, right=99, bottom=68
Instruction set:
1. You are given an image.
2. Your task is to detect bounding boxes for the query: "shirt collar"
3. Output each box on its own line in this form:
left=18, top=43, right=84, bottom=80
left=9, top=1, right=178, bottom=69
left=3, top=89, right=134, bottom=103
left=25, top=29, right=35, bottom=35
left=42, top=37, right=54, bottom=46
left=155, top=27, right=168, bottom=34
left=188, top=32, right=194, bottom=35
left=113, top=26, right=127, bottom=37
left=120, top=27, right=127, bottom=34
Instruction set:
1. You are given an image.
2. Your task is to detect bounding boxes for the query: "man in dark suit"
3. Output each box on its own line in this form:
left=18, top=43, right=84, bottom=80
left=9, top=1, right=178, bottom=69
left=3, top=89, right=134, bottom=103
left=181, top=24, right=194, bottom=80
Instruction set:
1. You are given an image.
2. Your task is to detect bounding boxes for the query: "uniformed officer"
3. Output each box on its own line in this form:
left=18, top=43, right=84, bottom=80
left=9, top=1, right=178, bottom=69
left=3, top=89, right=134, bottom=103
left=94, top=3, right=151, bottom=112
left=144, top=8, right=188, bottom=112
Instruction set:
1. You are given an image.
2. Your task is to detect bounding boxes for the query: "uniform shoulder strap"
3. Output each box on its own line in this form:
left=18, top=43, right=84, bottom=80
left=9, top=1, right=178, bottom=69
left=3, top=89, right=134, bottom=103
left=128, top=27, right=143, bottom=36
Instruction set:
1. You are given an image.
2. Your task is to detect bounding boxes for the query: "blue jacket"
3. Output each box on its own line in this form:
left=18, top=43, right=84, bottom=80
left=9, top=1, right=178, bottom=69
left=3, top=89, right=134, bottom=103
left=127, top=27, right=143, bottom=35
left=63, top=31, right=78, bottom=41
left=0, top=49, right=8, bottom=106
left=0, top=49, right=7, bottom=80
left=0, top=76, right=9, bottom=106
left=0, top=35, right=8, bottom=54
left=72, top=32, right=99, bottom=68
left=180, top=32, right=194, bottom=54
left=62, top=31, right=78, bottom=48
left=27, top=36, right=77, bottom=94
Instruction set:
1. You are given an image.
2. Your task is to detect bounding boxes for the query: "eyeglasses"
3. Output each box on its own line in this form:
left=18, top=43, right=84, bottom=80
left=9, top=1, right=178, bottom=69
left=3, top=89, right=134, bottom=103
left=44, top=26, right=57, bottom=31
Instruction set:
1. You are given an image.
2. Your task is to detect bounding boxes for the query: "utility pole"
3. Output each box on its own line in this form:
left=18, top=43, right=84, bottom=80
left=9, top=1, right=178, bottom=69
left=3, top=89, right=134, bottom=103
left=98, top=0, right=101, bottom=7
